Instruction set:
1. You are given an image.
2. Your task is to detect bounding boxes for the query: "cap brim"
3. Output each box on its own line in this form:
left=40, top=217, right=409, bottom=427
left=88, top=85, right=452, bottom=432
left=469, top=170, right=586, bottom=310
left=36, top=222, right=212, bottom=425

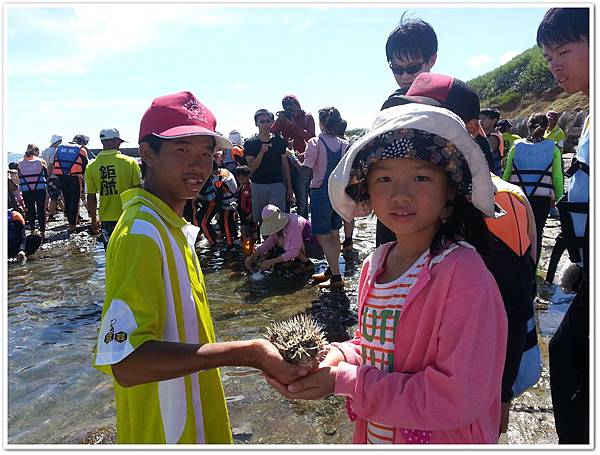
left=384, top=94, right=444, bottom=110
left=154, top=126, right=233, bottom=150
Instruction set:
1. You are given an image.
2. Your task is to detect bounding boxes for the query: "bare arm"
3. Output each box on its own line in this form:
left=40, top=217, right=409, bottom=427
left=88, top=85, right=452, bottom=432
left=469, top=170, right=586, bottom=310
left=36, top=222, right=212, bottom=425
left=247, top=143, right=270, bottom=173
left=111, top=338, right=307, bottom=388
left=87, top=194, right=98, bottom=224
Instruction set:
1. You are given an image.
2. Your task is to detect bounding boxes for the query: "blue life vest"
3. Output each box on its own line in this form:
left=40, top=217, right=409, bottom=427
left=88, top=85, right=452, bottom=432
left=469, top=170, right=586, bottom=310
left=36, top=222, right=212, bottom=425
left=510, top=139, right=557, bottom=198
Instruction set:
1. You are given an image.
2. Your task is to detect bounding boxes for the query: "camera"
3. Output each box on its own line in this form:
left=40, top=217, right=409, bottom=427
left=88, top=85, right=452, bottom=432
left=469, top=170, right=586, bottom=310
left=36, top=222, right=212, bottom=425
left=276, top=109, right=293, bottom=120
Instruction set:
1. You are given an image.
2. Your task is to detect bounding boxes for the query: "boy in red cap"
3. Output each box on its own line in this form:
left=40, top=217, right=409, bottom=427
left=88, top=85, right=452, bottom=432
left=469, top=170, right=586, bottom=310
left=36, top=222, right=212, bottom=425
left=92, top=91, right=307, bottom=444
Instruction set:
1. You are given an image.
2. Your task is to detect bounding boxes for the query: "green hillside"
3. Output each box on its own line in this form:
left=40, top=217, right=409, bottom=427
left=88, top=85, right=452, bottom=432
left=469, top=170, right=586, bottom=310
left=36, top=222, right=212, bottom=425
left=468, top=46, right=557, bottom=109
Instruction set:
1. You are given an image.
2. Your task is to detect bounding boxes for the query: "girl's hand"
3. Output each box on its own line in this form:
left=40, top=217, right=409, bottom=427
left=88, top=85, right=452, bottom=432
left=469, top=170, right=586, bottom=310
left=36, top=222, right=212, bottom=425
left=319, top=345, right=345, bottom=368
left=264, top=365, right=337, bottom=400
left=258, top=258, right=273, bottom=272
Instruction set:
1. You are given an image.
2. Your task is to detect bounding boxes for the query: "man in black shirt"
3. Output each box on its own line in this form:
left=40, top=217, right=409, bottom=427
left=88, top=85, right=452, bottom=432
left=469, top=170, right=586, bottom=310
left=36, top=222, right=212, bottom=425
left=244, top=109, right=292, bottom=225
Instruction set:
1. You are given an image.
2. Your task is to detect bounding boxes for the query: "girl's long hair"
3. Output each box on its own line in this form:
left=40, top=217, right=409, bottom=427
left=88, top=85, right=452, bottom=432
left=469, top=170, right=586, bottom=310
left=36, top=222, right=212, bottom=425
left=431, top=192, right=494, bottom=265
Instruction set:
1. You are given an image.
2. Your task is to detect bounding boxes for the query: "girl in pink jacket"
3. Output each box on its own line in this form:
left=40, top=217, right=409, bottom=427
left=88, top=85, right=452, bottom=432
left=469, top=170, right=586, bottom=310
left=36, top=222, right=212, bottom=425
left=266, top=104, right=508, bottom=444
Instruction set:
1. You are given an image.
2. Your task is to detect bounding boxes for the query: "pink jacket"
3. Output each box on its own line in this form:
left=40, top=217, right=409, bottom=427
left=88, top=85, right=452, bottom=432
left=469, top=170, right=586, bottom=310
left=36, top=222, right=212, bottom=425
left=332, top=242, right=507, bottom=444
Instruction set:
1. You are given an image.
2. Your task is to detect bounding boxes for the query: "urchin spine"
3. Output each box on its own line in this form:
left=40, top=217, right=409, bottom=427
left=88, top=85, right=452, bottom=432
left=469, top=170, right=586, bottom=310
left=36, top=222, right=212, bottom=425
left=264, top=314, right=328, bottom=366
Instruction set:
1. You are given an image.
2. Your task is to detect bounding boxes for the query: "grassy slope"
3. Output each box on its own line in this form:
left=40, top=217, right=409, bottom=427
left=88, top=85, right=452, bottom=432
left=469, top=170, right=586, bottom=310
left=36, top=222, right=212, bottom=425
left=467, top=46, right=589, bottom=118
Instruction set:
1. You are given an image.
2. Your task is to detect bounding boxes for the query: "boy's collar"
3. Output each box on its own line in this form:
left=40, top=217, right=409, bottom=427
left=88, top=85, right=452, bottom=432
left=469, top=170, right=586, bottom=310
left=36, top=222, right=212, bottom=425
left=121, top=188, right=187, bottom=229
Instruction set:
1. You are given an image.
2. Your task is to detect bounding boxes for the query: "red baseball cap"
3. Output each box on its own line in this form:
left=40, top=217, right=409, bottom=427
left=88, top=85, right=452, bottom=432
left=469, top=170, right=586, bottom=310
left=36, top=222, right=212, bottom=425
left=138, top=91, right=232, bottom=149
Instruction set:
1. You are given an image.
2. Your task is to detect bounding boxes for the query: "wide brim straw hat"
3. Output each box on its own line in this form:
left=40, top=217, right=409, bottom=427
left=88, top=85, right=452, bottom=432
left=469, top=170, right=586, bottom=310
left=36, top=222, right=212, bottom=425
left=260, top=204, right=290, bottom=236
left=328, top=103, right=496, bottom=222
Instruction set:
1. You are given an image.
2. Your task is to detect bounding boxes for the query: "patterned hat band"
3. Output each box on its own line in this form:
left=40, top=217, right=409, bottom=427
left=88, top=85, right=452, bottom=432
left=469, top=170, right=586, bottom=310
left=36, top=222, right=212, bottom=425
left=345, top=128, right=472, bottom=203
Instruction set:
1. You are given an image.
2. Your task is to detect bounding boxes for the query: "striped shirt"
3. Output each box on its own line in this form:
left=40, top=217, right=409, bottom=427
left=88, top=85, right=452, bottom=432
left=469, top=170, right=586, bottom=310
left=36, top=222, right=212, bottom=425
left=359, top=242, right=467, bottom=444
left=361, top=250, right=428, bottom=444
left=93, top=188, right=232, bottom=444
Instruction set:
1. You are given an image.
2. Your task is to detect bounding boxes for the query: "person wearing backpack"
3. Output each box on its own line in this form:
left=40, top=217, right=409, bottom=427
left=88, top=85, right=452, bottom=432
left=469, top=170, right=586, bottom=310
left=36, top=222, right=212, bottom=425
left=302, top=107, right=349, bottom=289
left=386, top=73, right=542, bottom=435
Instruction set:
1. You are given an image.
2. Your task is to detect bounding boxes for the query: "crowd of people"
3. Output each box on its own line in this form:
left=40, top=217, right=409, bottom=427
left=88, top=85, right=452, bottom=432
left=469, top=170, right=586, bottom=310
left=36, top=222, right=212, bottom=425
left=8, top=6, right=589, bottom=447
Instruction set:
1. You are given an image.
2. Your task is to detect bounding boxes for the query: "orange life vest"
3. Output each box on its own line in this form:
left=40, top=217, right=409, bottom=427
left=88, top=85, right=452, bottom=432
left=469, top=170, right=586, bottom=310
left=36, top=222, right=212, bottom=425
left=486, top=175, right=537, bottom=261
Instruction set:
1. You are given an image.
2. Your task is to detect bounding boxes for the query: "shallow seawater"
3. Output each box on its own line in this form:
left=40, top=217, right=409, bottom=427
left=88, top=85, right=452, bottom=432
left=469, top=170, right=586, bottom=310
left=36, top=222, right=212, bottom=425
left=7, top=214, right=571, bottom=444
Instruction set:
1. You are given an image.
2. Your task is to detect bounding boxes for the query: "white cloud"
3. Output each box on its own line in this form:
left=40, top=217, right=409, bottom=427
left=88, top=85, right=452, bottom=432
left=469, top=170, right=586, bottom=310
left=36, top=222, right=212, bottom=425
left=468, top=55, right=493, bottom=68
left=232, top=82, right=246, bottom=90
left=292, top=19, right=312, bottom=33
left=41, top=78, right=56, bottom=86
left=499, top=50, right=520, bottom=65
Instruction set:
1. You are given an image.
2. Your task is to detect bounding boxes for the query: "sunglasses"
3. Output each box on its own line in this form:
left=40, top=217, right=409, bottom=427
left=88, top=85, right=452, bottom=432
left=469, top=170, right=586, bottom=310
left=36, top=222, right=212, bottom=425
left=257, top=119, right=273, bottom=124
left=389, top=61, right=425, bottom=76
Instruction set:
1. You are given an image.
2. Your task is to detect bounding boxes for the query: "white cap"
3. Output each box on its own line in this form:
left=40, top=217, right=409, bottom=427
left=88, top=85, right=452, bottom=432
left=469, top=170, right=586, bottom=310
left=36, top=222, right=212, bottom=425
left=51, top=135, right=62, bottom=145
left=99, top=128, right=126, bottom=142
left=228, top=130, right=243, bottom=146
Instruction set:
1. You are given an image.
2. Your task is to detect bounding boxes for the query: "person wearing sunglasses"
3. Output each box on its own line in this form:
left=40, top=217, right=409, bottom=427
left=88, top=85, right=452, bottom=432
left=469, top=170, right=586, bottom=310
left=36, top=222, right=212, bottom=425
left=377, top=14, right=438, bottom=247
left=383, top=14, right=438, bottom=98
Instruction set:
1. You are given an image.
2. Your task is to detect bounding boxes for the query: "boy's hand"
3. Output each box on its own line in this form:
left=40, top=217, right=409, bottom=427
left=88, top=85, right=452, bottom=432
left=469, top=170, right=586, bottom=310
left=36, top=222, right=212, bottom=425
left=265, top=365, right=337, bottom=400
left=260, top=143, right=271, bottom=154
left=245, top=253, right=257, bottom=271
left=251, top=339, right=308, bottom=385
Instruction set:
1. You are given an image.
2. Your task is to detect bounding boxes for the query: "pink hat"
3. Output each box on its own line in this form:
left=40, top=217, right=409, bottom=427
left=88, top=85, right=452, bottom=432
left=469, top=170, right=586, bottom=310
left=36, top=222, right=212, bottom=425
left=138, top=91, right=232, bottom=150
left=546, top=110, right=559, bottom=120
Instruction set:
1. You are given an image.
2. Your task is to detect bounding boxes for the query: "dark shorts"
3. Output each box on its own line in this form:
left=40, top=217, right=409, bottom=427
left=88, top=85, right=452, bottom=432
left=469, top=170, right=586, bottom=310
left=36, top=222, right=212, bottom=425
left=100, top=221, right=118, bottom=250
left=46, top=176, right=61, bottom=201
left=310, top=187, right=342, bottom=236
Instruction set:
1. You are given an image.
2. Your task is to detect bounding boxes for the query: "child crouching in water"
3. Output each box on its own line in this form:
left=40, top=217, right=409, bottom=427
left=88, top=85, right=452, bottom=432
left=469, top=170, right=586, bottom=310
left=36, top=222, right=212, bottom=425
left=265, top=103, right=508, bottom=444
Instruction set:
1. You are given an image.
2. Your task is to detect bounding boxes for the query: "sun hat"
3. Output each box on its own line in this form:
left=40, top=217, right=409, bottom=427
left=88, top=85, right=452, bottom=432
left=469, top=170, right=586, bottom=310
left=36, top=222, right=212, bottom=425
left=260, top=204, right=290, bottom=236
left=328, top=103, right=496, bottom=222
left=100, top=128, right=127, bottom=142
left=50, top=135, right=62, bottom=145
left=138, top=91, right=232, bottom=150
left=382, top=73, right=481, bottom=122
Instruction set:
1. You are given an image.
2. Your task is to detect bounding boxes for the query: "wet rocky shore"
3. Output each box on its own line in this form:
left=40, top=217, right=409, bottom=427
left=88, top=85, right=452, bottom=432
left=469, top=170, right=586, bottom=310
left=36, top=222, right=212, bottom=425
left=9, top=207, right=571, bottom=446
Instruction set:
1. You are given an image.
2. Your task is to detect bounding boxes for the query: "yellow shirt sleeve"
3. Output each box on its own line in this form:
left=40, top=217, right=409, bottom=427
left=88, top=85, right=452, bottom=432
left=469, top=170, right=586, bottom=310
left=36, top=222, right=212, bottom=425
left=93, top=228, right=166, bottom=375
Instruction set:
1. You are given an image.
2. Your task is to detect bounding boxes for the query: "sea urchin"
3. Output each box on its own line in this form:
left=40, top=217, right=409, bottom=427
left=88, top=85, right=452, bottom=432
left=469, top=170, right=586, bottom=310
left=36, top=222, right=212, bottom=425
left=264, top=314, right=328, bottom=367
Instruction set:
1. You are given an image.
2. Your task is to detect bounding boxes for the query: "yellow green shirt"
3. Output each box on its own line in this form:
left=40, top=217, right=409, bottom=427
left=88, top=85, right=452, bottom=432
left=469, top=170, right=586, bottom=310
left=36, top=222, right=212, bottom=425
left=85, top=150, right=141, bottom=222
left=93, top=188, right=232, bottom=444
left=544, top=125, right=566, bottom=149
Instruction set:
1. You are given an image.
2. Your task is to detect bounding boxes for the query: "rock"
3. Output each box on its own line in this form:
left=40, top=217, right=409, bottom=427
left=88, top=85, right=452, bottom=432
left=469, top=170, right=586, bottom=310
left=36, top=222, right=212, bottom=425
left=232, top=423, right=253, bottom=443
left=323, top=425, right=337, bottom=436
left=82, top=426, right=116, bottom=444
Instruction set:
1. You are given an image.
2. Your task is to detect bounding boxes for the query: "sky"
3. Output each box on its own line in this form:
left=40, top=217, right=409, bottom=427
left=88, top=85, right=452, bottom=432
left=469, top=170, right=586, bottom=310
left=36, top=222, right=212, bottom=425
left=5, top=2, right=557, bottom=155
